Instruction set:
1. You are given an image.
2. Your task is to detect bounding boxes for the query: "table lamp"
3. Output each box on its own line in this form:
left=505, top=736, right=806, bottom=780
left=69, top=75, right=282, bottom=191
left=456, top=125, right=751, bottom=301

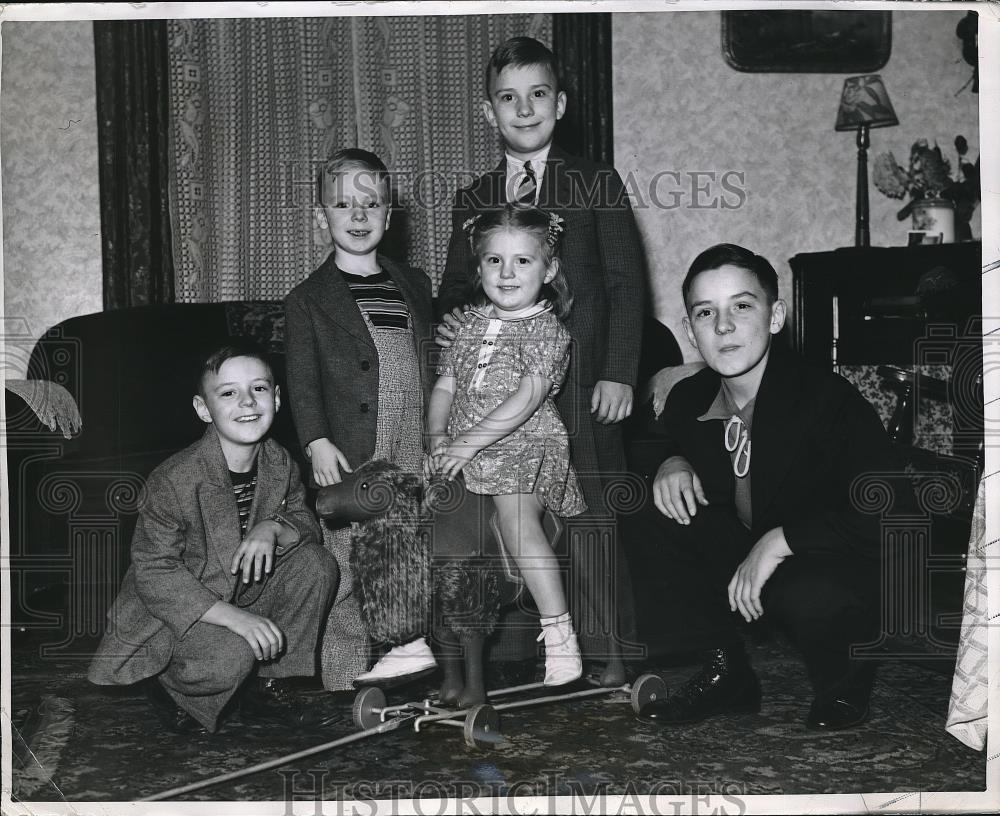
left=835, top=74, right=899, bottom=247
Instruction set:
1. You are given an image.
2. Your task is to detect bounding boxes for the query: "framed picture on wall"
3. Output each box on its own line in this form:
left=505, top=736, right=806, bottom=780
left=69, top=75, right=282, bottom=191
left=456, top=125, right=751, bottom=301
left=722, top=10, right=892, bottom=73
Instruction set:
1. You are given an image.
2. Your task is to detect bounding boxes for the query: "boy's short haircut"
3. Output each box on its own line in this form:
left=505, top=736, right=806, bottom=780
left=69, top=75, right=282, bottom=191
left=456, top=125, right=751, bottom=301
left=682, top=243, right=779, bottom=310
left=196, top=339, right=273, bottom=397
left=317, top=148, right=390, bottom=206
left=484, top=36, right=560, bottom=97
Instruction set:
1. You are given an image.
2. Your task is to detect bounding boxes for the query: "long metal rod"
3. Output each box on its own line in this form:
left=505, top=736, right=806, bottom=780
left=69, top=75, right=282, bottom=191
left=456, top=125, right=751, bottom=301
left=139, top=714, right=415, bottom=802
left=492, top=684, right=627, bottom=713
left=415, top=682, right=628, bottom=729
left=486, top=681, right=547, bottom=698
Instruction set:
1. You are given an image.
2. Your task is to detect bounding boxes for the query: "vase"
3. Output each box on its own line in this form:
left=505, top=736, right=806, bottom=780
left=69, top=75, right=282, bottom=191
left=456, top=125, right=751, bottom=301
left=911, top=198, right=955, bottom=244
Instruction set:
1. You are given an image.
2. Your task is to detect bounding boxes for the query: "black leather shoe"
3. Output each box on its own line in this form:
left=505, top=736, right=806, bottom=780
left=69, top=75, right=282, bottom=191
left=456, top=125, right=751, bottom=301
left=239, top=677, right=323, bottom=727
left=145, top=680, right=207, bottom=735
left=806, top=661, right=875, bottom=730
left=637, top=647, right=761, bottom=725
left=806, top=696, right=870, bottom=730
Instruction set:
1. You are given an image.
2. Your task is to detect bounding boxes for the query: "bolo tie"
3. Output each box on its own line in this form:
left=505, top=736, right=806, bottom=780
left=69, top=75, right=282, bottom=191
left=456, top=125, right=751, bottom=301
left=724, top=414, right=751, bottom=478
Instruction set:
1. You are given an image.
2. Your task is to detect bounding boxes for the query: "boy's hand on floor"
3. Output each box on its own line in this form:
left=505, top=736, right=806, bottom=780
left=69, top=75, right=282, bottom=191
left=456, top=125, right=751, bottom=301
left=232, top=522, right=280, bottom=584
left=591, top=381, right=633, bottom=424
left=653, top=456, right=707, bottom=524
left=201, top=602, right=286, bottom=661
left=308, top=438, right=353, bottom=486
left=434, top=307, right=469, bottom=349
left=727, top=527, right=793, bottom=622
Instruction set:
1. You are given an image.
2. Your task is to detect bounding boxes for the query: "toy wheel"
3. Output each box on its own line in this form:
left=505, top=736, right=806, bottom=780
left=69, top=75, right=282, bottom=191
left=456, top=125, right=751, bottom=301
left=352, top=686, right=387, bottom=730
left=463, top=704, right=500, bottom=749
left=630, top=673, right=667, bottom=714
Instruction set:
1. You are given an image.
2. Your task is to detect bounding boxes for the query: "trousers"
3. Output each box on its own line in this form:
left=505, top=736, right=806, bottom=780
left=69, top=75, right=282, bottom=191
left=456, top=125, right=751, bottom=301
left=627, top=501, right=880, bottom=696
left=158, top=543, right=337, bottom=730
left=556, top=383, right=640, bottom=662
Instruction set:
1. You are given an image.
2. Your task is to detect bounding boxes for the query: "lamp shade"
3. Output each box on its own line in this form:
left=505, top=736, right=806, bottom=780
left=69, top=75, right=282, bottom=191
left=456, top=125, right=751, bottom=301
left=835, top=74, right=898, bottom=131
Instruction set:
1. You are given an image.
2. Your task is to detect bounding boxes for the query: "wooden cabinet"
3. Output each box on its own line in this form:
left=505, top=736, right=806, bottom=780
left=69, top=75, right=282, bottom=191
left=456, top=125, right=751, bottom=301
left=790, top=243, right=983, bottom=469
left=791, top=243, right=983, bottom=650
left=790, top=243, right=982, bottom=369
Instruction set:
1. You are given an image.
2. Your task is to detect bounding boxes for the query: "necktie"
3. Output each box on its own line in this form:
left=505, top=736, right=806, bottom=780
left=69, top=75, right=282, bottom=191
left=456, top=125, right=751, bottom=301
left=514, top=160, right=537, bottom=206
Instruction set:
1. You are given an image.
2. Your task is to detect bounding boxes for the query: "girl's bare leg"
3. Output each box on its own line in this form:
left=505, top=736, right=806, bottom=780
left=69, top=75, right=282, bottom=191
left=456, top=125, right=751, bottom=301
left=493, top=493, right=582, bottom=685
left=492, top=493, right=566, bottom=617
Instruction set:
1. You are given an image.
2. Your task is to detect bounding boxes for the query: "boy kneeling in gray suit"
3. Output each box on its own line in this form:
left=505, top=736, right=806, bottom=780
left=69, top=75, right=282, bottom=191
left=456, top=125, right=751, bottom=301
left=89, top=340, right=338, bottom=734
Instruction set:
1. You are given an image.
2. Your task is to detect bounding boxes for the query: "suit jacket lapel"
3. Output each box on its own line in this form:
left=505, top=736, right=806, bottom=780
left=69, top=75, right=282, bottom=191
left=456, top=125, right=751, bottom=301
left=750, top=346, right=808, bottom=526
left=311, top=255, right=376, bottom=349
left=540, top=145, right=573, bottom=211
left=197, top=430, right=242, bottom=594
left=480, top=160, right=506, bottom=208
left=249, top=440, right=286, bottom=529
left=686, top=373, right=737, bottom=505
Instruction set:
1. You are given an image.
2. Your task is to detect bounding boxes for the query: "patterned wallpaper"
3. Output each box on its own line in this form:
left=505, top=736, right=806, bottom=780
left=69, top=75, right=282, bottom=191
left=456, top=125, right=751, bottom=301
left=613, top=10, right=981, bottom=363
left=1, top=21, right=103, bottom=379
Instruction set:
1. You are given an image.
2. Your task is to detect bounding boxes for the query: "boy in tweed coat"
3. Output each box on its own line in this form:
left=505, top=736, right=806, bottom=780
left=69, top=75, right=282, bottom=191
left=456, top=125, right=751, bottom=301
left=437, top=37, right=645, bottom=683
left=88, top=342, right=338, bottom=734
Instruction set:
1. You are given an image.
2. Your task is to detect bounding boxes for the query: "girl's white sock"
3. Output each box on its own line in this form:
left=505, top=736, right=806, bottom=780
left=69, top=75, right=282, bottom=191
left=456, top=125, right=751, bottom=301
left=536, top=612, right=583, bottom=686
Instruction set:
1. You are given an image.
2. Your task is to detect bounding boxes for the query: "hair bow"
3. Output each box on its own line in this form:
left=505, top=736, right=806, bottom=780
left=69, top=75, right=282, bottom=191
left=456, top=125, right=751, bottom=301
left=546, top=212, right=565, bottom=246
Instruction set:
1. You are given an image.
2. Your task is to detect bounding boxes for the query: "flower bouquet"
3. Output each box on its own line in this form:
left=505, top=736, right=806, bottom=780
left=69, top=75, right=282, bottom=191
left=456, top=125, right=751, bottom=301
left=873, top=136, right=980, bottom=241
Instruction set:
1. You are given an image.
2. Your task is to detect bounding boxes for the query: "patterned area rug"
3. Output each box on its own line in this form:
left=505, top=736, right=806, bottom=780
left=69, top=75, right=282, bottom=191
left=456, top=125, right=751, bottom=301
left=8, top=636, right=984, bottom=803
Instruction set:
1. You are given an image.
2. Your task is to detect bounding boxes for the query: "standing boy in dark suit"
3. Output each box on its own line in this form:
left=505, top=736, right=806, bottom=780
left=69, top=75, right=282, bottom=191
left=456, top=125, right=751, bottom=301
left=89, top=342, right=338, bottom=734
left=636, top=244, right=896, bottom=730
left=436, top=37, right=645, bottom=684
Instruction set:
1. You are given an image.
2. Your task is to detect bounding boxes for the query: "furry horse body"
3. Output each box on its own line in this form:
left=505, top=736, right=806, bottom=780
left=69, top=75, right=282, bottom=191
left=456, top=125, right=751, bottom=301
left=317, top=460, right=516, bottom=705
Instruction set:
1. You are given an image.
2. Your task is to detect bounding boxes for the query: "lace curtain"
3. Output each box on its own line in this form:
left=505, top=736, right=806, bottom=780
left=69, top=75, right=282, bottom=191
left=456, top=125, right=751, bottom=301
left=167, top=14, right=551, bottom=302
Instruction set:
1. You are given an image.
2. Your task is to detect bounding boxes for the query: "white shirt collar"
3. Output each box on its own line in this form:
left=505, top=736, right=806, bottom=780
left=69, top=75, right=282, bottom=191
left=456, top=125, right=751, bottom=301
left=505, top=146, right=550, bottom=175
left=469, top=301, right=553, bottom=322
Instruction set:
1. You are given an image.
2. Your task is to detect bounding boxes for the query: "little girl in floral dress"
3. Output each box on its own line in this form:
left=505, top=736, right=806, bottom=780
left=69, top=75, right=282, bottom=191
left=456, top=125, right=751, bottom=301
left=425, top=204, right=586, bottom=686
